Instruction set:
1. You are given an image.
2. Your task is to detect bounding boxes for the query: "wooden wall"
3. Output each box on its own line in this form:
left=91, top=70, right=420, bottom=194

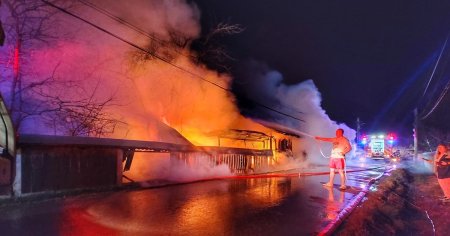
left=20, top=146, right=121, bottom=194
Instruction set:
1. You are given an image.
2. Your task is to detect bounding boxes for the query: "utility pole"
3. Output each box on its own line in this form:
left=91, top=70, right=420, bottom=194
left=413, top=108, right=418, bottom=159
left=0, top=1, right=4, bottom=46
left=0, top=21, right=4, bottom=46
left=356, top=117, right=365, bottom=143
left=356, top=117, right=361, bottom=143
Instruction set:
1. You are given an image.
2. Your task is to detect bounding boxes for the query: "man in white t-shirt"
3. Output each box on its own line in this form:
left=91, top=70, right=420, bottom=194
left=315, top=128, right=352, bottom=190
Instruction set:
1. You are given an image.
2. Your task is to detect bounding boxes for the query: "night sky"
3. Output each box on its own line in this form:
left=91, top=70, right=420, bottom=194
left=191, top=0, right=450, bottom=135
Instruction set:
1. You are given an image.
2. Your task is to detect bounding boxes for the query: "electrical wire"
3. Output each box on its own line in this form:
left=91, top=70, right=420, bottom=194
left=421, top=80, right=450, bottom=120
left=75, top=0, right=190, bottom=58
left=390, top=191, right=436, bottom=236
left=422, top=33, right=449, bottom=97
left=41, top=0, right=228, bottom=89
left=40, top=0, right=305, bottom=122
left=75, top=1, right=282, bottom=121
left=419, top=31, right=450, bottom=120
left=78, top=0, right=305, bottom=121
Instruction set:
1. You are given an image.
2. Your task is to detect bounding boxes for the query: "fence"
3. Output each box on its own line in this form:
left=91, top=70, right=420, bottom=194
left=14, top=135, right=275, bottom=195
left=170, top=147, right=274, bottom=174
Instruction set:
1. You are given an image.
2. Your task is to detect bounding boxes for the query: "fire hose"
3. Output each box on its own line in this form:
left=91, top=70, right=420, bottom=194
left=186, top=166, right=384, bottom=181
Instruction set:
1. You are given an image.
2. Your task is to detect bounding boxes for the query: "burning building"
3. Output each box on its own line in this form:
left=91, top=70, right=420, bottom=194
left=0, top=0, right=355, bottom=194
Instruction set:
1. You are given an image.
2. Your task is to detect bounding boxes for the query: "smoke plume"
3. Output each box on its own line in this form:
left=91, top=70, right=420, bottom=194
left=234, top=60, right=356, bottom=164
left=1, top=0, right=356, bottom=180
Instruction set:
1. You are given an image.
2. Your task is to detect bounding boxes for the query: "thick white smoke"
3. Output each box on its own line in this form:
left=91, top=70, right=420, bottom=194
left=1, top=0, right=356, bottom=180
left=0, top=0, right=206, bottom=143
left=88, top=0, right=201, bottom=40
left=1, top=0, right=233, bottom=181
left=235, top=61, right=356, bottom=164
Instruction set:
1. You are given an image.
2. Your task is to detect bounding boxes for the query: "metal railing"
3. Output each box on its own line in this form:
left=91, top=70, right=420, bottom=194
left=170, top=147, right=274, bottom=174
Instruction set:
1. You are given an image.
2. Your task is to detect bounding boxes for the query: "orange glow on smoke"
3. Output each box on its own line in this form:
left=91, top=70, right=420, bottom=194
left=28, top=31, right=296, bottom=150
left=110, top=54, right=289, bottom=149
left=181, top=131, right=219, bottom=146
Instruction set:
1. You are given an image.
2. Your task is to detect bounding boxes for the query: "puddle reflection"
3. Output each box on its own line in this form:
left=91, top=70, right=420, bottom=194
left=323, top=186, right=345, bottom=220
left=82, top=177, right=293, bottom=234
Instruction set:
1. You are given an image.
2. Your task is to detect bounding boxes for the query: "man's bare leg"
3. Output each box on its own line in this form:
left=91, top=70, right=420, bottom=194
left=338, top=169, right=346, bottom=190
left=323, top=168, right=335, bottom=187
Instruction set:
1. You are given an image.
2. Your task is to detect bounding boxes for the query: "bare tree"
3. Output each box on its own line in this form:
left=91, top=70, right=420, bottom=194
left=191, top=22, right=244, bottom=73
left=2, top=0, right=61, bottom=122
left=0, top=0, right=122, bottom=136
left=129, top=30, right=192, bottom=66
left=18, top=65, right=124, bottom=137
left=420, top=126, right=450, bottom=150
left=129, top=38, right=176, bottom=67
left=128, top=21, right=243, bottom=73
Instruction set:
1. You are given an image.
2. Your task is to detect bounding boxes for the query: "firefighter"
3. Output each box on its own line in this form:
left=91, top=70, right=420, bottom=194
left=315, top=128, right=352, bottom=190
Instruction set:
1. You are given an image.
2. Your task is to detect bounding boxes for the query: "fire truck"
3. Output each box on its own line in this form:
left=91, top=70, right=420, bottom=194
left=360, top=133, right=397, bottom=158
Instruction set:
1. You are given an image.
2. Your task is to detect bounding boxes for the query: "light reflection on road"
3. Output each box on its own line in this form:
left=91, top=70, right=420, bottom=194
left=0, top=162, right=388, bottom=235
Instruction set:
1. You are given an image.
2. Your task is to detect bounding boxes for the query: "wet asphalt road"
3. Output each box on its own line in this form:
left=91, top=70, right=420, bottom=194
left=0, top=160, right=389, bottom=236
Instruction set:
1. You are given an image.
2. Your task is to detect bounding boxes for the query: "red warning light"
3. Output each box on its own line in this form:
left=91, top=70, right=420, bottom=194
left=388, top=133, right=396, bottom=140
left=387, top=133, right=396, bottom=144
left=361, top=135, right=368, bottom=145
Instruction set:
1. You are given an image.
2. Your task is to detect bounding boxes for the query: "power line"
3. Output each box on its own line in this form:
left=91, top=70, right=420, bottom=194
left=75, top=0, right=190, bottom=58
left=414, top=31, right=450, bottom=122
left=40, top=0, right=304, bottom=122
left=419, top=32, right=450, bottom=120
left=420, top=79, right=450, bottom=120
left=78, top=0, right=303, bottom=121
left=422, top=33, right=449, bottom=97
left=67, top=0, right=305, bottom=121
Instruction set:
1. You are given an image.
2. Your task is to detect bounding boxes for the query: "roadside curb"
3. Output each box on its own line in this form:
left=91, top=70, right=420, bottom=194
left=317, top=167, right=391, bottom=236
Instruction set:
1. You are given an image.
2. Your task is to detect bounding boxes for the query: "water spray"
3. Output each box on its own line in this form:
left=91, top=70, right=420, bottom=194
left=295, top=130, right=315, bottom=139
left=295, top=130, right=329, bottom=159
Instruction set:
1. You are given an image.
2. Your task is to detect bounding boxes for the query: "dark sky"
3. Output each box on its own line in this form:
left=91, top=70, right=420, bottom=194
left=191, top=0, right=450, bottom=135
